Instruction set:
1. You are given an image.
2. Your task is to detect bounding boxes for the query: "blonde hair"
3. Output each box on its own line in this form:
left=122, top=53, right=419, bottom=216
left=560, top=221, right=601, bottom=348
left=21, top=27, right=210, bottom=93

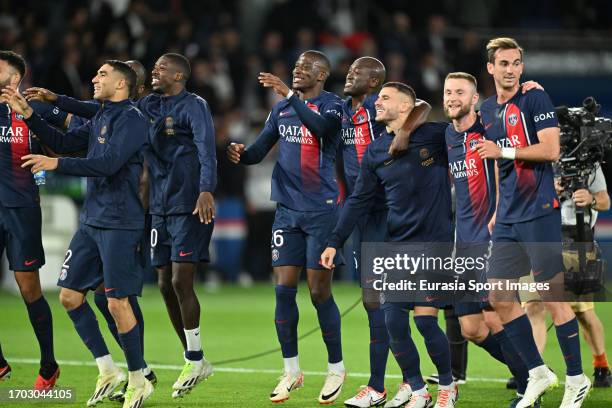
left=445, top=72, right=477, bottom=89
left=486, top=37, right=523, bottom=63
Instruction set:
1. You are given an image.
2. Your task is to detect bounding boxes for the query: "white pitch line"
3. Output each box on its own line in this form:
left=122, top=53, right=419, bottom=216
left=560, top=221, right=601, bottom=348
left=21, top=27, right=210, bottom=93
left=10, top=358, right=508, bottom=383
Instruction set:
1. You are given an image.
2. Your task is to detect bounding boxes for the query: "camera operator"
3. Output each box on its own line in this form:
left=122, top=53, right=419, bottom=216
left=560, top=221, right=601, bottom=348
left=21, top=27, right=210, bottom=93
left=525, top=164, right=611, bottom=388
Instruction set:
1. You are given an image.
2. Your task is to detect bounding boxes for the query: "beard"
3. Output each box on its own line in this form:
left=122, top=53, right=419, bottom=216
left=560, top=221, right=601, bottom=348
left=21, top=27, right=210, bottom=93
left=444, top=104, right=471, bottom=120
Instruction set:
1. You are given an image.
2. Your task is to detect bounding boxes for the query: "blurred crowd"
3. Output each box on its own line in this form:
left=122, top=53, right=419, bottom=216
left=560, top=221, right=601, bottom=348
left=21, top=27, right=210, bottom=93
left=1, top=0, right=610, bottom=283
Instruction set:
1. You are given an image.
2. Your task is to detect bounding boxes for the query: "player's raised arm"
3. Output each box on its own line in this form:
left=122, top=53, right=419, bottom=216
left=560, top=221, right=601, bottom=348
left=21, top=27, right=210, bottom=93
left=25, top=87, right=100, bottom=119
left=2, top=86, right=89, bottom=153
left=52, top=111, right=147, bottom=177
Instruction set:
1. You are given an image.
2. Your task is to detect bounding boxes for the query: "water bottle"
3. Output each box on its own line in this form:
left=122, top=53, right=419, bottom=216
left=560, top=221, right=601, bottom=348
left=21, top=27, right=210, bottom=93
left=33, top=170, right=46, bottom=186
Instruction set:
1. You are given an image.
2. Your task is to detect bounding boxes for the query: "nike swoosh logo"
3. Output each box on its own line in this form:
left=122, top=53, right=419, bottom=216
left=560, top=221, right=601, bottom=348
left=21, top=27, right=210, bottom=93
left=179, top=251, right=193, bottom=257
left=104, top=288, right=115, bottom=293
left=194, top=331, right=200, bottom=336
left=372, top=395, right=386, bottom=405
left=383, top=159, right=394, bottom=166
left=320, top=384, right=343, bottom=401
left=485, top=123, right=493, bottom=129
left=24, top=259, right=38, bottom=266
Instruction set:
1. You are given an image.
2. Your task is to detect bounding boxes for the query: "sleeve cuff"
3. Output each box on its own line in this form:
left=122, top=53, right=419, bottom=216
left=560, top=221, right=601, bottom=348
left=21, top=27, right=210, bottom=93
left=326, top=236, right=342, bottom=249
left=199, top=184, right=215, bottom=193
left=56, top=157, right=67, bottom=172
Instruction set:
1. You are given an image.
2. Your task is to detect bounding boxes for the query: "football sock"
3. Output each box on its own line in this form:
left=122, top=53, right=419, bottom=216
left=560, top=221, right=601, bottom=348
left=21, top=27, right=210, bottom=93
left=275, top=285, right=299, bottom=358
left=503, top=314, right=544, bottom=370
left=414, top=315, right=452, bottom=386
left=25, top=296, right=55, bottom=364
left=445, top=311, right=468, bottom=380
left=118, top=324, right=145, bottom=371
left=593, top=353, right=609, bottom=369
left=67, top=302, right=109, bottom=358
left=367, top=307, right=389, bottom=393
left=385, top=305, right=425, bottom=391
left=555, top=318, right=583, bottom=376
left=283, top=356, right=300, bottom=375
left=476, top=332, right=506, bottom=364
left=314, top=296, right=343, bottom=364
left=184, top=327, right=203, bottom=361
left=494, top=329, right=529, bottom=395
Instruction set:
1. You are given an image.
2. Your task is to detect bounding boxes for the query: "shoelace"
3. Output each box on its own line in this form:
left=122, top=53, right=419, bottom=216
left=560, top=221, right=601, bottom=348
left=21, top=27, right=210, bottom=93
left=355, top=386, right=373, bottom=399
left=274, top=373, right=295, bottom=392
left=123, top=386, right=135, bottom=403
left=178, top=362, right=196, bottom=380
left=560, top=382, right=581, bottom=405
left=397, top=383, right=410, bottom=393
left=276, top=373, right=290, bottom=382
left=437, top=389, right=451, bottom=406
left=406, top=393, right=427, bottom=408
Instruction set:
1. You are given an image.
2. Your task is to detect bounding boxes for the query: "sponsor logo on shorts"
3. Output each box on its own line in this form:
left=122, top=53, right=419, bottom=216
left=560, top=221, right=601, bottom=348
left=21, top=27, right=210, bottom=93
left=24, top=259, right=38, bottom=267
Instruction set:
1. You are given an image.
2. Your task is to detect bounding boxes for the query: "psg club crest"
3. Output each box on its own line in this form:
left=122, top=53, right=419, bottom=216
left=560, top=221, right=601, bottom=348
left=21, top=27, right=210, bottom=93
left=98, top=125, right=107, bottom=144
left=15, top=113, right=24, bottom=120
left=507, top=113, right=518, bottom=126
left=469, top=138, right=479, bottom=150
left=272, top=249, right=279, bottom=262
left=59, top=268, right=67, bottom=281
left=165, top=116, right=175, bottom=136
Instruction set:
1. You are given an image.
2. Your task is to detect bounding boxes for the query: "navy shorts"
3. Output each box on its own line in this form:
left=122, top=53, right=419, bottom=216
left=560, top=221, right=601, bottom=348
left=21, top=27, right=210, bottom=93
left=488, top=210, right=563, bottom=282
left=454, top=302, right=486, bottom=316
left=453, top=242, right=489, bottom=316
left=150, top=214, right=213, bottom=267
left=271, top=204, right=344, bottom=270
left=0, top=204, right=45, bottom=271
left=352, top=209, right=387, bottom=275
left=58, top=224, right=143, bottom=298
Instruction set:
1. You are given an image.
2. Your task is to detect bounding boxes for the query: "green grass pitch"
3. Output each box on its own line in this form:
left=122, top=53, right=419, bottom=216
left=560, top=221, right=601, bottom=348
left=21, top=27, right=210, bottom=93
left=1, top=283, right=611, bottom=407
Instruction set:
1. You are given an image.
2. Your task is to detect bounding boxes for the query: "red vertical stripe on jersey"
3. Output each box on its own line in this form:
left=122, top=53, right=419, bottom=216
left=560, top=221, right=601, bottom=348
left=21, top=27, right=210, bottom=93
left=353, top=107, right=372, bottom=164
left=300, top=102, right=321, bottom=192
left=10, top=112, right=31, bottom=189
left=505, top=103, right=536, bottom=198
left=465, top=132, right=489, bottom=228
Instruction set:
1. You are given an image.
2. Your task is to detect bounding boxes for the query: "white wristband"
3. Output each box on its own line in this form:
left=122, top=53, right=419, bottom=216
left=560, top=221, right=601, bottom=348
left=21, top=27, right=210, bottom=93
left=285, top=90, right=294, bottom=99
left=501, top=147, right=516, bottom=160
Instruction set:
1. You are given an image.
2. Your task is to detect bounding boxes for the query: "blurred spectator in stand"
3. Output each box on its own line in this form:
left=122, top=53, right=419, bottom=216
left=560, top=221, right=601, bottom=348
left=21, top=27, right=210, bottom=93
left=243, top=118, right=277, bottom=281
left=420, top=15, right=454, bottom=75
left=190, top=58, right=220, bottom=114
left=211, top=111, right=251, bottom=286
